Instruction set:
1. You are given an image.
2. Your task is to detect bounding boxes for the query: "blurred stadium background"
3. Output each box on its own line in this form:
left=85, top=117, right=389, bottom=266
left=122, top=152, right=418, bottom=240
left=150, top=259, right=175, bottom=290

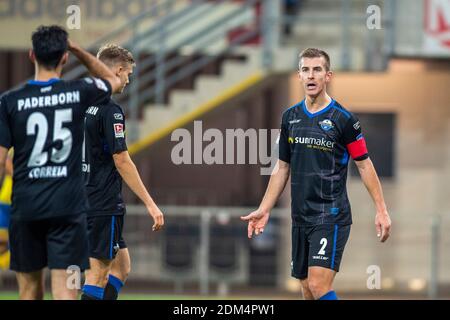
left=1, top=0, right=450, bottom=300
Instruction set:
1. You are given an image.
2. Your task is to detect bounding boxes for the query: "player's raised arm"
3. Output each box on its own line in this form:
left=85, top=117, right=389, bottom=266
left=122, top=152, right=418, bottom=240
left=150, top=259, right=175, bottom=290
left=68, top=40, right=122, bottom=93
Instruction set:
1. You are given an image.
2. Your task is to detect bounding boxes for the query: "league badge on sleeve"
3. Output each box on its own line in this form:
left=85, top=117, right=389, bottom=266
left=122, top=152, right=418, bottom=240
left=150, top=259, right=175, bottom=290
left=114, top=123, right=125, bottom=138
left=114, top=113, right=123, bottom=120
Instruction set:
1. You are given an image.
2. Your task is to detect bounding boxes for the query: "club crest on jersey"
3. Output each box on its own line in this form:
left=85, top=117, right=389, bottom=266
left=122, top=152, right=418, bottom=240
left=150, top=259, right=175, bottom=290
left=319, top=119, right=334, bottom=131
left=114, top=123, right=124, bottom=138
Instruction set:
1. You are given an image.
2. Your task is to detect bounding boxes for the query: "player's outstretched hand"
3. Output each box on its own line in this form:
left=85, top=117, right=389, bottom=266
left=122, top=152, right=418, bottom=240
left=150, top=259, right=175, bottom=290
left=148, top=205, right=164, bottom=232
left=240, top=209, right=270, bottom=239
left=375, top=210, right=391, bottom=243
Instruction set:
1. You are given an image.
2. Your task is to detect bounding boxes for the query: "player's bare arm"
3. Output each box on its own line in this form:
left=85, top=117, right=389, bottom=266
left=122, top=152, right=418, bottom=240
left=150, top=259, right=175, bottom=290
left=354, top=157, right=392, bottom=242
left=5, top=155, right=13, bottom=177
left=241, top=159, right=290, bottom=238
left=112, top=151, right=164, bottom=231
left=0, top=147, right=7, bottom=182
left=67, top=40, right=122, bottom=93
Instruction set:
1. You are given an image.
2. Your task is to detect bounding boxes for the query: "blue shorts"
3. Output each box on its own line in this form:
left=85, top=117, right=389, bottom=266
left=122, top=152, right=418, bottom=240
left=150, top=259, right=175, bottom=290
left=0, top=204, right=11, bottom=229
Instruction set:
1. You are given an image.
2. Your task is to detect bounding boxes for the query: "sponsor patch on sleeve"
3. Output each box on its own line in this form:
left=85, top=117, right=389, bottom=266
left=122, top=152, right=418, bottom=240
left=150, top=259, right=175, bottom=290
left=114, top=123, right=124, bottom=138
left=93, top=78, right=108, bottom=92
left=83, top=77, right=93, bottom=84
left=114, top=113, right=123, bottom=120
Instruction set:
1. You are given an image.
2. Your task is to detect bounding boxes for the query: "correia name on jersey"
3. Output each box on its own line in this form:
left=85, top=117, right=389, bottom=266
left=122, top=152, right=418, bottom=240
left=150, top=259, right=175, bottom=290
left=29, top=166, right=68, bottom=179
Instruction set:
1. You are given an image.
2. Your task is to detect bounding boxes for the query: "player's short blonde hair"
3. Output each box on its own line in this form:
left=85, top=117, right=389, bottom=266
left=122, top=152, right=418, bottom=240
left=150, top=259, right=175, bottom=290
left=299, top=48, right=331, bottom=71
left=97, top=44, right=136, bottom=68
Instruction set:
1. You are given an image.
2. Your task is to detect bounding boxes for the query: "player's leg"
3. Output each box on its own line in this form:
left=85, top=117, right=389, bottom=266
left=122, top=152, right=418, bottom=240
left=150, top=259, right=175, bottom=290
left=291, top=226, right=314, bottom=300
left=0, top=204, right=11, bottom=270
left=110, top=248, right=131, bottom=282
left=307, top=224, right=351, bottom=300
left=103, top=216, right=128, bottom=300
left=104, top=247, right=130, bottom=300
left=82, top=215, right=123, bottom=300
left=307, top=266, right=337, bottom=299
left=51, top=269, right=79, bottom=300
left=0, top=253, right=10, bottom=271
left=0, top=228, right=8, bottom=267
left=82, top=257, right=113, bottom=299
left=0, top=204, right=10, bottom=256
left=46, top=214, right=89, bottom=300
left=0, top=229, right=8, bottom=255
left=15, top=270, right=45, bottom=300
left=299, top=278, right=315, bottom=300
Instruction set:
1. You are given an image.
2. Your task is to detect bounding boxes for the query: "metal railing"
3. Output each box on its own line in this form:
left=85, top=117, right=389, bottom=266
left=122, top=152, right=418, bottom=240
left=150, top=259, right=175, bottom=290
left=63, top=0, right=177, bottom=80
left=119, top=205, right=448, bottom=298
left=57, top=0, right=399, bottom=142
left=60, top=0, right=273, bottom=142
left=0, top=205, right=447, bottom=299
left=125, top=205, right=287, bottom=296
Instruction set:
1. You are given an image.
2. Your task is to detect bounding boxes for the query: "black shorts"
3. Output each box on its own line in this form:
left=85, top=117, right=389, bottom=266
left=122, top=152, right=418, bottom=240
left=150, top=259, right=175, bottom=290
left=291, top=224, right=351, bottom=279
left=9, top=214, right=89, bottom=273
left=87, top=215, right=127, bottom=261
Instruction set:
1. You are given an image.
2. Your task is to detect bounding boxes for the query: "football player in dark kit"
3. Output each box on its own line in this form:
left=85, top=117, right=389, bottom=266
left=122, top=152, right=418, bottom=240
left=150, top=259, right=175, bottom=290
left=241, top=48, right=392, bottom=300
left=0, top=25, right=122, bottom=300
left=81, top=44, right=164, bottom=300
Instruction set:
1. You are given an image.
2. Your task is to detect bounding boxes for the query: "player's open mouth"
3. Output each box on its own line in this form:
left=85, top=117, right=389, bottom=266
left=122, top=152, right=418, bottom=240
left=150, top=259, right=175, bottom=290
left=306, top=83, right=317, bottom=90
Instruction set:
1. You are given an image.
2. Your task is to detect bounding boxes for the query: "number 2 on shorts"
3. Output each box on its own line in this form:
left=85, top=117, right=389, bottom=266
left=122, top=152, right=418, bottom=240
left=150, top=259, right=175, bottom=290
left=318, top=238, right=327, bottom=255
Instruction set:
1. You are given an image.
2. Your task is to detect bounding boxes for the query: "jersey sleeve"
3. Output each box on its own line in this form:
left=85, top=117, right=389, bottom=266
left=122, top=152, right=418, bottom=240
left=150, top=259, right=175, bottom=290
left=80, top=77, right=112, bottom=107
left=0, top=95, right=12, bottom=149
left=102, top=105, right=128, bottom=155
left=278, top=112, right=291, bottom=163
left=342, top=114, right=369, bottom=161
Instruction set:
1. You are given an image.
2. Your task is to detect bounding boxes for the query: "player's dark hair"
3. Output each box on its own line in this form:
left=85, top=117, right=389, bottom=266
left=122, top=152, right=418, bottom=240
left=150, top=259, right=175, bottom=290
left=299, top=48, right=331, bottom=71
left=97, top=44, right=136, bottom=68
left=31, top=25, right=68, bottom=70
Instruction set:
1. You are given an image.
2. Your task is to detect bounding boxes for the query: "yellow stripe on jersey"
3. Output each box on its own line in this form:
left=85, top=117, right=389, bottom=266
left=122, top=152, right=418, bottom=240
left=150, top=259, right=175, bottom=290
left=0, top=175, right=12, bottom=205
left=0, top=148, right=14, bottom=205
